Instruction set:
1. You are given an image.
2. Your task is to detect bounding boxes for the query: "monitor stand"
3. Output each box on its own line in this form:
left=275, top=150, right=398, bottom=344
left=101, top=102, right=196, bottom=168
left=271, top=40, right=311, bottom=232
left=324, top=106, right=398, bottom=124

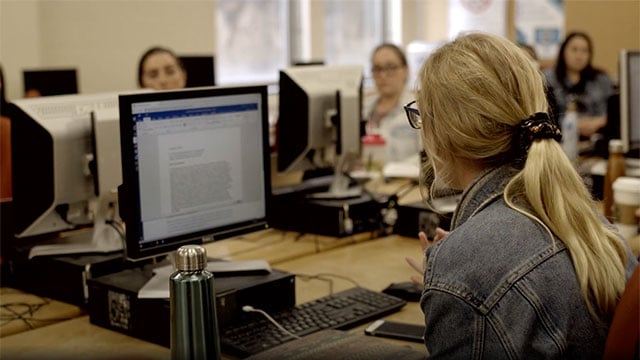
left=28, top=195, right=123, bottom=259
left=306, top=151, right=362, bottom=200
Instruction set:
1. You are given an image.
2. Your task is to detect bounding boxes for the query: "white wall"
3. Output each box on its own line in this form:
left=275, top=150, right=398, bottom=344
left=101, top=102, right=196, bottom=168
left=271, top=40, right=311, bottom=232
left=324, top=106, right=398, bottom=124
left=0, top=0, right=216, bottom=101
left=0, top=0, right=42, bottom=101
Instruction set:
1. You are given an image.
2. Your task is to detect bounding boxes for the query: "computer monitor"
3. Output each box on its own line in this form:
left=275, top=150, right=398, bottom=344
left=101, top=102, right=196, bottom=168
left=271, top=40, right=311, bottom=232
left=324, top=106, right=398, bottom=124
left=178, top=55, right=215, bottom=88
left=619, top=49, right=640, bottom=157
left=23, top=68, right=78, bottom=97
left=277, top=65, right=363, bottom=175
left=11, top=92, right=126, bottom=258
left=118, top=85, right=271, bottom=261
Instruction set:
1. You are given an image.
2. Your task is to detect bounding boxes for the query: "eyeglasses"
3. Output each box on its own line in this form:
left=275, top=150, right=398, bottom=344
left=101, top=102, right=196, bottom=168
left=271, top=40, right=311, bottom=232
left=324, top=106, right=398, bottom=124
left=371, top=64, right=401, bottom=76
left=404, top=100, right=422, bottom=129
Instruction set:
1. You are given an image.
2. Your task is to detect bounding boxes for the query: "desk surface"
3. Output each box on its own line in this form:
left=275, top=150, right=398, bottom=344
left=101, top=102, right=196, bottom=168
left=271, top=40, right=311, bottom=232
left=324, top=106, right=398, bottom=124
left=0, top=235, right=427, bottom=359
left=0, top=287, right=84, bottom=338
left=203, top=177, right=422, bottom=265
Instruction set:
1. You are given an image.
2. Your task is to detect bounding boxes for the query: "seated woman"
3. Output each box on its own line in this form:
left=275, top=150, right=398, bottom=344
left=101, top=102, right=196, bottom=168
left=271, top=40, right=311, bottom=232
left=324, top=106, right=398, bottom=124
left=406, top=32, right=637, bottom=358
left=137, top=46, right=187, bottom=90
left=363, top=43, right=419, bottom=163
left=544, top=32, right=614, bottom=138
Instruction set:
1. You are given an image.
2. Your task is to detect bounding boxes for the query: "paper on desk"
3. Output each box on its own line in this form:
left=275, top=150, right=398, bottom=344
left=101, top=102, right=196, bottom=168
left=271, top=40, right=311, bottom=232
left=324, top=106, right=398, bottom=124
left=138, top=260, right=272, bottom=299
left=383, top=161, right=420, bottom=179
left=430, top=195, right=460, bottom=213
left=138, top=265, right=174, bottom=299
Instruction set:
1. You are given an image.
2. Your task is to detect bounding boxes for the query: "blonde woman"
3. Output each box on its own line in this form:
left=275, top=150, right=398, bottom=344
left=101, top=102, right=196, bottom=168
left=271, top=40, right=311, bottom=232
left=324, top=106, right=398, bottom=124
left=405, top=33, right=637, bottom=358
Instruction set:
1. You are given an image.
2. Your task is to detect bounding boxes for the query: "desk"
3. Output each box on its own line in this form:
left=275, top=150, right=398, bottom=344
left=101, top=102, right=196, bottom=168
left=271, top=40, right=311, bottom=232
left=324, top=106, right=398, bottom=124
left=202, top=177, right=422, bottom=264
left=0, top=235, right=426, bottom=359
left=0, top=287, right=84, bottom=338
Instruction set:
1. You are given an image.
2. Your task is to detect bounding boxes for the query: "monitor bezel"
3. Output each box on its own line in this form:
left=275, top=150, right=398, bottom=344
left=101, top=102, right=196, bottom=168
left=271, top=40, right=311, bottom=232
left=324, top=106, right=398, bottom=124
left=118, top=85, right=272, bottom=261
left=23, top=68, right=79, bottom=97
left=619, top=49, right=640, bottom=155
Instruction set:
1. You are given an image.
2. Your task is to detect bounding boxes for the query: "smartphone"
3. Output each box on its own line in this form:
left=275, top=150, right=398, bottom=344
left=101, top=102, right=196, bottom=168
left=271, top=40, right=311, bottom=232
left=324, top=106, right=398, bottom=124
left=364, top=320, right=425, bottom=343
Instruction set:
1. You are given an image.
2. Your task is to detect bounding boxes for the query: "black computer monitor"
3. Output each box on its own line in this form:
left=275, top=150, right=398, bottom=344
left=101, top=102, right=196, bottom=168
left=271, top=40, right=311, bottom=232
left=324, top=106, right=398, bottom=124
left=178, top=55, right=215, bottom=88
left=277, top=65, right=363, bottom=176
left=118, top=86, right=271, bottom=261
left=619, top=49, right=640, bottom=157
left=23, top=68, right=78, bottom=97
left=11, top=92, right=126, bottom=258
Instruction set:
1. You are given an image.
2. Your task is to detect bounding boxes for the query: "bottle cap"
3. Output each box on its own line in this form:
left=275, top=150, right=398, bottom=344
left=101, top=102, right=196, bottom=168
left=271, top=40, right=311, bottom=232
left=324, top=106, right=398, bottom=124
left=567, top=101, right=577, bottom=112
left=609, top=139, right=625, bottom=153
left=175, top=245, right=208, bottom=271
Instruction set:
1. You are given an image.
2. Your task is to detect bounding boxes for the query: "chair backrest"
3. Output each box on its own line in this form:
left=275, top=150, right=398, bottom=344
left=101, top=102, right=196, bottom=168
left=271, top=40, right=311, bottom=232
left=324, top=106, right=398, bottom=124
left=603, top=264, right=640, bottom=359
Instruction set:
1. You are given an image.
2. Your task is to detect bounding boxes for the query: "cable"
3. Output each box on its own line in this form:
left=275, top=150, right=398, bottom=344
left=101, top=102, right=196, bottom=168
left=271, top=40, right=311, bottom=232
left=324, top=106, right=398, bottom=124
left=295, top=273, right=361, bottom=294
left=105, top=220, right=125, bottom=240
left=0, top=298, right=78, bottom=330
left=226, top=230, right=292, bottom=258
left=394, top=180, right=419, bottom=201
left=313, top=273, right=360, bottom=288
left=241, top=305, right=301, bottom=339
left=296, top=274, right=335, bottom=293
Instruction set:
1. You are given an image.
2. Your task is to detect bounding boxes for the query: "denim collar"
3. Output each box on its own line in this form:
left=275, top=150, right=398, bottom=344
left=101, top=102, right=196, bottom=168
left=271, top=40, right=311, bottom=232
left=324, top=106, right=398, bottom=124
left=450, top=165, right=519, bottom=230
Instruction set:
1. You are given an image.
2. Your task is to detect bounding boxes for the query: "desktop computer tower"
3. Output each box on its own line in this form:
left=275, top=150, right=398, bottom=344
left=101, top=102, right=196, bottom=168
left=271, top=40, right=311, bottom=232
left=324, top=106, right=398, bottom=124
left=269, top=177, right=388, bottom=237
left=87, top=264, right=296, bottom=348
left=7, top=250, right=137, bottom=307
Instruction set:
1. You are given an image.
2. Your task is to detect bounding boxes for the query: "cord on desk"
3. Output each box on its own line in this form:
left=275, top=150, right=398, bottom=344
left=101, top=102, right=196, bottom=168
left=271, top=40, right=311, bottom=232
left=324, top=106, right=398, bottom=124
left=226, top=229, right=292, bottom=258
left=393, top=180, right=419, bottom=201
left=241, top=305, right=301, bottom=339
left=0, top=298, right=79, bottom=329
left=295, top=273, right=361, bottom=295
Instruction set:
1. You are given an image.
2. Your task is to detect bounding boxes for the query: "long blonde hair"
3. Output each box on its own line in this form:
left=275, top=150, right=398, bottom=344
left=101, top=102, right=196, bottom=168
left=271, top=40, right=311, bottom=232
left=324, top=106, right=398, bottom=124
left=417, top=32, right=627, bottom=318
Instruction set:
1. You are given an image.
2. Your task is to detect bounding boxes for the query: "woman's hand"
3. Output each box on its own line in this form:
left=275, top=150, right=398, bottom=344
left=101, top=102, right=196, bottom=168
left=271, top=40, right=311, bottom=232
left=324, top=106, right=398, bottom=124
left=405, top=228, right=449, bottom=285
left=578, top=116, right=606, bottom=137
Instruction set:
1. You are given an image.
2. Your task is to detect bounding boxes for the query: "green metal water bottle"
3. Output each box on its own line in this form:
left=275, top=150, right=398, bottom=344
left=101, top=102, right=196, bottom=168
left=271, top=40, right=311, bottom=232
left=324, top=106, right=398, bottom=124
left=170, top=245, right=221, bottom=360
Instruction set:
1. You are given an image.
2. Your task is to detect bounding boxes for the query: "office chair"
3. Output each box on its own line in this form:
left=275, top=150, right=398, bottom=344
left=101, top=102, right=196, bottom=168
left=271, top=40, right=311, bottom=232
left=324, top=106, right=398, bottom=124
left=603, top=264, right=640, bottom=360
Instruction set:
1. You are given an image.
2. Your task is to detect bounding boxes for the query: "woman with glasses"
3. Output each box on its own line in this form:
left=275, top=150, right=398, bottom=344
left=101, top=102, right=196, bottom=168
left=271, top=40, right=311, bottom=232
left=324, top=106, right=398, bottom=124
left=405, top=32, right=636, bottom=358
left=363, top=43, right=419, bottom=163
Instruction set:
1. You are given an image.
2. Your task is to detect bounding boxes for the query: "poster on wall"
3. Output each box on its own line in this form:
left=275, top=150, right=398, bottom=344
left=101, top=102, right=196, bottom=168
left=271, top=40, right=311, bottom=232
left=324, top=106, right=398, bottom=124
left=448, top=0, right=508, bottom=39
left=515, top=0, right=564, bottom=61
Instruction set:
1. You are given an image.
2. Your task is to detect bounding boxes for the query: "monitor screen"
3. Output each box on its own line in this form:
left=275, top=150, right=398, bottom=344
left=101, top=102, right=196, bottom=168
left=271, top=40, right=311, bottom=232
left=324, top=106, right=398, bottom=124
left=179, top=55, right=215, bottom=88
left=11, top=91, right=129, bottom=258
left=277, top=65, right=363, bottom=175
left=23, top=68, right=78, bottom=97
left=619, top=49, right=640, bottom=156
left=118, top=86, right=271, bottom=261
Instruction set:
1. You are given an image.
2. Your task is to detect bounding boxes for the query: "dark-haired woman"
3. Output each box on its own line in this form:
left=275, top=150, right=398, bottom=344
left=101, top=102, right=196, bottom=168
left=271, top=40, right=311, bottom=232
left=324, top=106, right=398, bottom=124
left=544, top=32, right=614, bottom=138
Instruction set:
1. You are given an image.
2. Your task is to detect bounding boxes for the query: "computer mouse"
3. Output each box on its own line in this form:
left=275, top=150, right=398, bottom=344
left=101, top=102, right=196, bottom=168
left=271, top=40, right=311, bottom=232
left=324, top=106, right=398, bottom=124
left=382, top=282, right=423, bottom=302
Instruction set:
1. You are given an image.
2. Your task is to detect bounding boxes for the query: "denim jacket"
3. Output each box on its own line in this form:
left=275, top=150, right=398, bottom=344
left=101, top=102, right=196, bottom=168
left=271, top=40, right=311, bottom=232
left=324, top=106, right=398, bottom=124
left=420, top=165, right=638, bottom=359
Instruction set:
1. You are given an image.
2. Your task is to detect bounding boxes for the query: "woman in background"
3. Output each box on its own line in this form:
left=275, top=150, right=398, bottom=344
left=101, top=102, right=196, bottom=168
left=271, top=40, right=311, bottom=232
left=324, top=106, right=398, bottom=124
left=544, top=32, right=614, bottom=138
left=406, top=32, right=636, bottom=358
left=137, top=46, right=187, bottom=90
left=363, top=43, right=419, bottom=162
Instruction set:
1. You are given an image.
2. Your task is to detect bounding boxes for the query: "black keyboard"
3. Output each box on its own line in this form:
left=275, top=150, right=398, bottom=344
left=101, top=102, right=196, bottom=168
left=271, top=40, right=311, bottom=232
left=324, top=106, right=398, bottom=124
left=220, top=287, right=407, bottom=358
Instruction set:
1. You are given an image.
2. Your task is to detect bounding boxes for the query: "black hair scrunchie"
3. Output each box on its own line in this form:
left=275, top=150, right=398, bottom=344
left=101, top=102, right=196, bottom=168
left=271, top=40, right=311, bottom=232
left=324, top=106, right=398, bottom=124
left=513, top=112, right=562, bottom=167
